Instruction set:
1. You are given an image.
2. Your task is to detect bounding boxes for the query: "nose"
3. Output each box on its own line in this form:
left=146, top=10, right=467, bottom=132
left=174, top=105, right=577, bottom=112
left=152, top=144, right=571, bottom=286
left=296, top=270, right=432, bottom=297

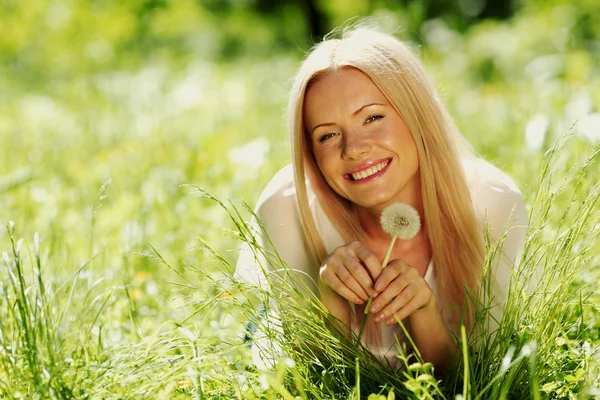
left=342, top=131, right=371, bottom=160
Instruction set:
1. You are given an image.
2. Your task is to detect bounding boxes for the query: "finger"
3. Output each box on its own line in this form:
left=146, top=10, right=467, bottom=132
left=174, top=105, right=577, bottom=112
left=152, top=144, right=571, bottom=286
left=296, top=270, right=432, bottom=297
left=320, top=263, right=362, bottom=300
left=341, top=254, right=375, bottom=297
left=375, top=283, right=416, bottom=323
left=373, top=259, right=408, bottom=292
left=353, top=243, right=382, bottom=281
left=369, top=272, right=411, bottom=313
left=385, top=289, right=430, bottom=325
left=325, top=273, right=366, bottom=305
left=336, top=266, right=370, bottom=301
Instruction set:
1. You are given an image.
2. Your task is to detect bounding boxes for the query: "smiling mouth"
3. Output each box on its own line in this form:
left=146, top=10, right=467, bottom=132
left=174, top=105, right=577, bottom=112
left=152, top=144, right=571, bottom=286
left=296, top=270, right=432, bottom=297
left=347, top=158, right=391, bottom=181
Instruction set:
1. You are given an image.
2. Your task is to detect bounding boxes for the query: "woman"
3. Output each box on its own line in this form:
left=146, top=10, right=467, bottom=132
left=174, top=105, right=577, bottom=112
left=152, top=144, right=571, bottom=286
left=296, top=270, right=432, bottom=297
left=235, top=26, right=527, bottom=371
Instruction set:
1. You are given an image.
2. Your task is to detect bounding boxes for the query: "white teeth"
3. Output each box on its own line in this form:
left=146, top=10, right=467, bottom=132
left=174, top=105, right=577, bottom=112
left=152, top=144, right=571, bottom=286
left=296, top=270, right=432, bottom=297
left=350, top=160, right=389, bottom=181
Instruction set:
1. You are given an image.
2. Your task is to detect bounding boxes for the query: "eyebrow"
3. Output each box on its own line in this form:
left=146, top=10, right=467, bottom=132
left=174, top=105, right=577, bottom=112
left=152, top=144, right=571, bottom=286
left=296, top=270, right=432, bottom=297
left=310, top=102, right=384, bottom=134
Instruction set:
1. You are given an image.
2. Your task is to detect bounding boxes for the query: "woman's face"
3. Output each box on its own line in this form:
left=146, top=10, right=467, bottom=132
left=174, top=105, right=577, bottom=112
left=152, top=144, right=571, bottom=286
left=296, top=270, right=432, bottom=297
left=303, top=67, right=420, bottom=212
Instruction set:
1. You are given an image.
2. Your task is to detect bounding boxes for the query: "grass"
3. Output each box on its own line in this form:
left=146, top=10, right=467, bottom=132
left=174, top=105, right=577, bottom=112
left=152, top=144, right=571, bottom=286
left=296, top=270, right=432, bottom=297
left=2, top=133, right=596, bottom=399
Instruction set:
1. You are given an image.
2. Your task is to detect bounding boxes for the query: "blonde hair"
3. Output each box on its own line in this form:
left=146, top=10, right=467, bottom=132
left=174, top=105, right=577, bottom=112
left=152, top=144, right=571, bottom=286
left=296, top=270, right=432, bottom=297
left=287, top=26, right=484, bottom=335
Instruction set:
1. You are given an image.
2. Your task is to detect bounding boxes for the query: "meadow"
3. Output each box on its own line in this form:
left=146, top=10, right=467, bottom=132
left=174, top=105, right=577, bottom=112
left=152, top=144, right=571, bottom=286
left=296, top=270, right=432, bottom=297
left=0, top=1, right=599, bottom=398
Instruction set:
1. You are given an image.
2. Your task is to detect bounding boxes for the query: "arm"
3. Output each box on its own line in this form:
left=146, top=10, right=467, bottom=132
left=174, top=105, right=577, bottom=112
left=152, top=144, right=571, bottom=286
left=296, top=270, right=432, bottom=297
left=234, top=166, right=321, bottom=368
left=369, top=260, right=456, bottom=372
left=235, top=167, right=382, bottom=346
left=318, top=280, right=352, bottom=337
left=234, top=165, right=319, bottom=298
left=405, top=296, right=456, bottom=371
left=367, top=189, right=529, bottom=372
left=318, top=241, right=383, bottom=336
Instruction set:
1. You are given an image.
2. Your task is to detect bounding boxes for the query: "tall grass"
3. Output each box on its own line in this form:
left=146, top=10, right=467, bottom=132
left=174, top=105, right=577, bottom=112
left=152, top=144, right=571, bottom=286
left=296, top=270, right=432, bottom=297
left=0, top=218, right=256, bottom=398
left=1, top=222, right=81, bottom=397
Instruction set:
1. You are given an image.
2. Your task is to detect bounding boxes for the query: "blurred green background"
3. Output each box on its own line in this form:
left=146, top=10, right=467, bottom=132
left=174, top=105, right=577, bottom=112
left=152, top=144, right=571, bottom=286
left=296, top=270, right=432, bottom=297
left=0, top=0, right=599, bottom=348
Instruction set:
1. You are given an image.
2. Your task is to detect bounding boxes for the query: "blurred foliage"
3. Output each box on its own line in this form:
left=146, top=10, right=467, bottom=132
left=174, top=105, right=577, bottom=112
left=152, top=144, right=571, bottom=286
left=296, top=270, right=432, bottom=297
left=2, top=0, right=599, bottom=79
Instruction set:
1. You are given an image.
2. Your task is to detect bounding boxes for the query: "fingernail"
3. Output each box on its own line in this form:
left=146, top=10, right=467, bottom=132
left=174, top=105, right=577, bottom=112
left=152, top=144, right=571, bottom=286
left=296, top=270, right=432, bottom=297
left=370, top=303, right=379, bottom=313
left=375, top=282, right=383, bottom=291
left=372, top=292, right=379, bottom=298
left=386, top=318, right=394, bottom=324
left=355, top=298, right=364, bottom=304
left=375, top=313, right=384, bottom=322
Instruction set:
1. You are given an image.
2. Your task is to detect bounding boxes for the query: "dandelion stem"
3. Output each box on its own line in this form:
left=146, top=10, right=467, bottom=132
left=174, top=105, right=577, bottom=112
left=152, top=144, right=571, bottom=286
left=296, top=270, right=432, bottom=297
left=364, top=236, right=396, bottom=316
left=356, top=311, right=368, bottom=347
left=357, top=236, right=397, bottom=345
left=381, top=236, right=397, bottom=269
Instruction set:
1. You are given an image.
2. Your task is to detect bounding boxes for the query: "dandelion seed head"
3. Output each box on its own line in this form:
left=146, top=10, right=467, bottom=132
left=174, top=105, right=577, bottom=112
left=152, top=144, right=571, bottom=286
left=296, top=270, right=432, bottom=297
left=380, top=203, right=421, bottom=240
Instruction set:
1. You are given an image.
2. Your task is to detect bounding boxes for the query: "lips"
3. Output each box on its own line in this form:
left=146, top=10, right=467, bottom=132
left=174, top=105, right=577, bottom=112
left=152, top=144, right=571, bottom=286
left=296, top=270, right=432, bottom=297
left=344, top=158, right=392, bottom=182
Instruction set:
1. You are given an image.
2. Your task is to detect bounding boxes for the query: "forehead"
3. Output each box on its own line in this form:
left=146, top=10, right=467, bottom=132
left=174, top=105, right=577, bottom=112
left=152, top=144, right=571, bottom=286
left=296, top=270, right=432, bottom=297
left=303, top=68, right=389, bottom=126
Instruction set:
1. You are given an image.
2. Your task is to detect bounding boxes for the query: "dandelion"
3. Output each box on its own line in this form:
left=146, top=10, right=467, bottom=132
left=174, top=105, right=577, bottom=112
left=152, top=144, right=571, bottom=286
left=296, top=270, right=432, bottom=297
left=359, top=203, right=421, bottom=342
left=380, top=203, right=421, bottom=268
left=380, top=202, right=421, bottom=239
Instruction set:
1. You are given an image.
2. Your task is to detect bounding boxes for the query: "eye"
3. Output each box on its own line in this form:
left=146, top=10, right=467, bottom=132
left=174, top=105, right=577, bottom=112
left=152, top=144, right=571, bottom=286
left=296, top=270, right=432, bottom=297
left=318, top=132, right=338, bottom=143
left=365, top=114, right=384, bottom=124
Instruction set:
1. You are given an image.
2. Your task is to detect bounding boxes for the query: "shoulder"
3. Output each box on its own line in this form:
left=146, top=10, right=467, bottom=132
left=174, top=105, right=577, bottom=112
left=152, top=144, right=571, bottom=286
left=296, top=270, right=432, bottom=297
left=255, top=164, right=345, bottom=255
left=254, top=164, right=307, bottom=222
left=461, top=160, right=530, bottom=318
left=255, top=164, right=295, bottom=206
left=462, top=158, right=528, bottom=236
left=252, top=164, right=316, bottom=247
left=248, top=164, right=320, bottom=293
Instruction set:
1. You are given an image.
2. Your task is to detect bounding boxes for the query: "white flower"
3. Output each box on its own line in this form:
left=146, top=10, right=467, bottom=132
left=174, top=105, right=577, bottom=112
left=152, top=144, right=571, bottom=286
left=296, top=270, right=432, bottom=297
left=380, top=203, right=421, bottom=240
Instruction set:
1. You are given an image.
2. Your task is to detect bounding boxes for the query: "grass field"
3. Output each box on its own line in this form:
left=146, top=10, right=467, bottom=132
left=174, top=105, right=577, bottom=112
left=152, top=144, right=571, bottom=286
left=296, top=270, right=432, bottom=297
left=0, top=2, right=599, bottom=398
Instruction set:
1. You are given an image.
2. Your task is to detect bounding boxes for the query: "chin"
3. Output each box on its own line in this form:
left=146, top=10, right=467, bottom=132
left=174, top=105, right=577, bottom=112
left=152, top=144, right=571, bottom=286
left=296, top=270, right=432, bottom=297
left=353, top=196, right=392, bottom=210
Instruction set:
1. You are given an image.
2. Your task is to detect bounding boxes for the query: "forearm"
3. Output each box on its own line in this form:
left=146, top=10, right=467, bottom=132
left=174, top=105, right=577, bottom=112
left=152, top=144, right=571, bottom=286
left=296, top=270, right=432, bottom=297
left=407, top=299, right=457, bottom=373
left=318, top=282, right=351, bottom=337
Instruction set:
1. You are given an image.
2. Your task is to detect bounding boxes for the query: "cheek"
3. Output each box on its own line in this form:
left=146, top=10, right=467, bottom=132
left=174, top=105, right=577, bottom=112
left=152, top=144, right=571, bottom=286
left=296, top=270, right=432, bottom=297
left=408, top=139, right=420, bottom=168
left=314, top=148, right=335, bottom=175
left=391, top=127, right=419, bottom=166
left=316, top=158, right=336, bottom=183
left=314, top=155, right=345, bottom=194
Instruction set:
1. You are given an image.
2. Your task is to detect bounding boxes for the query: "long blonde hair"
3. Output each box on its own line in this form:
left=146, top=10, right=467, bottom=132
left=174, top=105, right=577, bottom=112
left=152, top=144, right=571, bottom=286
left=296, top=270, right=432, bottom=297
left=287, top=26, right=484, bottom=333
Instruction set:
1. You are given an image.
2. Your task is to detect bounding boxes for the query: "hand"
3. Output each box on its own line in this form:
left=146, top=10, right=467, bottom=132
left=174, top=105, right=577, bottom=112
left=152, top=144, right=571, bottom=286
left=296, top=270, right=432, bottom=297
left=368, top=259, right=435, bottom=325
left=319, top=241, right=382, bottom=305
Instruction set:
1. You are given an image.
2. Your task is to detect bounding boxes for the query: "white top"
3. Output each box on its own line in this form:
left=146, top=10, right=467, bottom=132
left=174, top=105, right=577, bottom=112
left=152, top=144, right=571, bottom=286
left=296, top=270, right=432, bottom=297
left=235, top=158, right=528, bottom=369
